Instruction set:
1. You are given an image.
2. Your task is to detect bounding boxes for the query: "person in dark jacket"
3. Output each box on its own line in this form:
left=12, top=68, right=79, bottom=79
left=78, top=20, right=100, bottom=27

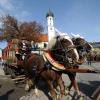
left=87, top=52, right=93, bottom=66
left=15, top=37, right=31, bottom=60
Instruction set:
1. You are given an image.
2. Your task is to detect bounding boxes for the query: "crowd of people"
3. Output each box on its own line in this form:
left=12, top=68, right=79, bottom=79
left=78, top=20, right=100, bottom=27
left=86, top=52, right=100, bottom=66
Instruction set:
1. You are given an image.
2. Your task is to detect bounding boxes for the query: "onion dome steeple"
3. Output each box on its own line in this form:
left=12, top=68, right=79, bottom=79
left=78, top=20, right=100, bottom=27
left=46, top=10, right=54, bottom=18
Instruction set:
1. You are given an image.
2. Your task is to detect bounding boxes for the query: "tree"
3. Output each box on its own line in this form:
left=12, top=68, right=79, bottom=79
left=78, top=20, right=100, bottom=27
left=0, top=14, right=44, bottom=42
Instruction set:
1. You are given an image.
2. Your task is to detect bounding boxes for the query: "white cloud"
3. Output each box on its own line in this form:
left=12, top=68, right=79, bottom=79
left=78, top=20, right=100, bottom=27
left=15, top=10, right=31, bottom=21
left=0, top=0, right=31, bottom=22
left=0, top=0, right=13, bottom=11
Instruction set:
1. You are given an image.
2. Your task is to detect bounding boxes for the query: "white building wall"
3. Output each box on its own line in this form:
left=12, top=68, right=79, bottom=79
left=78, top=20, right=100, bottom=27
left=47, top=16, right=55, bottom=42
left=0, top=49, right=2, bottom=58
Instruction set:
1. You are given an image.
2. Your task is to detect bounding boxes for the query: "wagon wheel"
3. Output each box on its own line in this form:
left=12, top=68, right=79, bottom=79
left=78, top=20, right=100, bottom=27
left=9, top=68, right=16, bottom=79
left=3, top=65, right=9, bottom=75
left=4, top=66, right=16, bottom=78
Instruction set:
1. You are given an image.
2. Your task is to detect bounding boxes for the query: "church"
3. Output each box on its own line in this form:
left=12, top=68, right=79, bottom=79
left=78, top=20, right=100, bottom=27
left=2, top=11, right=55, bottom=60
left=2, top=10, right=100, bottom=60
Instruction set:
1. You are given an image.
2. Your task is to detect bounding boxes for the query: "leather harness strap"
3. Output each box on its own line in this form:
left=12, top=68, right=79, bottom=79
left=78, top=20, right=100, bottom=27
left=43, top=51, right=65, bottom=71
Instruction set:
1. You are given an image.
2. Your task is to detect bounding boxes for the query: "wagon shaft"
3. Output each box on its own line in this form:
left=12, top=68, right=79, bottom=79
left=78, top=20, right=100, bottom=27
left=64, top=68, right=100, bottom=73
left=91, top=86, right=100, bottom=100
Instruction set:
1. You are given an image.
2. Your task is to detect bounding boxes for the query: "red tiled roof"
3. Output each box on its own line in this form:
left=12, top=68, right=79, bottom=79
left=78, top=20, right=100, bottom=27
left=32, top=33, right=48, bottom=42
left=3, top=33, right=48, bottom=51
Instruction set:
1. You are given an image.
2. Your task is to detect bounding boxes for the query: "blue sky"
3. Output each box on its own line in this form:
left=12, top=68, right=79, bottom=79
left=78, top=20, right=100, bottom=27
left=0, top=0, right=100, bottom=49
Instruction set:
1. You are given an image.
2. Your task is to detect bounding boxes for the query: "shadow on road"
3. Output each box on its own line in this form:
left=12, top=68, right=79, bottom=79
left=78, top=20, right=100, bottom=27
left=0, top=89, right=14, bottom=100
left=36, top=79, right=52, bottom=100
left=0, top=84, right=1, bottom=88
left=79, top=81, right=100, bottom=98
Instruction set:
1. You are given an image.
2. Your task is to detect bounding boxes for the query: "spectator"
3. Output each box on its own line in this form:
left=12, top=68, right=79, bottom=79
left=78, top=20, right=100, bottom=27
left=15, top=37, right=31, bottom=60
left=2, top=59, right=7, bottom=67
left=87, top=52, right=92, bottom=66
left=0, top=57, right=2, bottom=66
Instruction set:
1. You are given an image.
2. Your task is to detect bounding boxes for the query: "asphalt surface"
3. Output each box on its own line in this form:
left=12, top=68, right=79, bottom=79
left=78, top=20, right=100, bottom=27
left=0, top=62, right=100, bottom=100
left=0, top=75, right=27, bottom=100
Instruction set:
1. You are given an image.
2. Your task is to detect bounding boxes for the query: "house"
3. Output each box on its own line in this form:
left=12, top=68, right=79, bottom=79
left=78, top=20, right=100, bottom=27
left=2, top=34, right=48, bottom=60
left=2, top=10, right=100, bottom=60
left=31, top=33, right=48, bottom=48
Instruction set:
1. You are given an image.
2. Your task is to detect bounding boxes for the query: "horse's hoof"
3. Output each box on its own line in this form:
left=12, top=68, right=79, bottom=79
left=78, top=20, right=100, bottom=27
left=56, top=94, right=62, bottom=100
left=52, top=95, right=57, bottom=100
left=34, top=88, right=40, bottom=98
left=25, top=84, right=30, bottom=91
left=56, top=86, right=60, bottom=92
left=35, top=92, right=40, bottom=98
left=63, top=88, right=70, bottom=96
left=77, top=95, right=84, bottom=100
left=36, top=93, right=40, bottom=98
left=60, top=86, right=69, bottom=96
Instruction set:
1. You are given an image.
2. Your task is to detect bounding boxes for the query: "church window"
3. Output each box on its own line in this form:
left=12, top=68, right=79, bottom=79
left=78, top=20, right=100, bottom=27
left=50, top=28, right=52, bottom=30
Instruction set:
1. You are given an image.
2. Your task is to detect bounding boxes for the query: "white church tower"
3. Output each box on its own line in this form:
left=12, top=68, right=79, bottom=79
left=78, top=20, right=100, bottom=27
left=46, top=10, right=55, bottom=42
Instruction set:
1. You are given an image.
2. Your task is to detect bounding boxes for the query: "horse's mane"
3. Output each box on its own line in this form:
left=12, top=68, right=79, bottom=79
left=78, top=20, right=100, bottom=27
left=47, top=35, right=79, bottom=67
left=48, top=35, right=73, bottom=49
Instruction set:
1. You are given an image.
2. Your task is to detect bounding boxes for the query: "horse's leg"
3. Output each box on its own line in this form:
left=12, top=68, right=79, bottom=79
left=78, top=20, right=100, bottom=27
left=25, top=78, right=34, bottom=91
left=34, top=76, right=40, bottom=97
left=68, top=73, right=83, bottom=100
left=25, top=78, right=30, bottom=91
left=47, top=80, right=57, bottom=100
left=67, top=73, right=76, bottom=90
left=56, top=77, right=64, bottom=99
left=57, top=76, right=68, bottom=97
left=34, top=85, right=40, bottom=97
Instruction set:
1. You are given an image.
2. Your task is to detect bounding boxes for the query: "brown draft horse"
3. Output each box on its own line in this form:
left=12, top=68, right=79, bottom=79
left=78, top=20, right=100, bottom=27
left=23, top=35, right=79, bottom=100
left=48, top=36, right=93, bottom=99
left=67, top=36, right=93, bottom=96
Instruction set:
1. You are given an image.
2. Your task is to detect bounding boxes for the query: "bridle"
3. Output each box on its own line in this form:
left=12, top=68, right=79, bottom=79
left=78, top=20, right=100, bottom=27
left=56, top=36, right=75, bottom=52
left=73, top=38, right=91, bottom=59
left=54, top=36, right=76, bottom=64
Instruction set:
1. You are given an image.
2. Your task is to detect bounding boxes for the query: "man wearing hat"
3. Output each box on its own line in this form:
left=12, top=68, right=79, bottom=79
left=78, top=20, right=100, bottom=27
left=15, top=37, right=31, bottom=60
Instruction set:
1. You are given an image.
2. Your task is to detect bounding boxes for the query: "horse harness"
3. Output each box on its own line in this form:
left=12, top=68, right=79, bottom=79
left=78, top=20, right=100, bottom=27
left=42, top=36, right=77, bottom=71
left=55, top=36, right=76, bottom=66
left=75, top=41, right=89, bottom=59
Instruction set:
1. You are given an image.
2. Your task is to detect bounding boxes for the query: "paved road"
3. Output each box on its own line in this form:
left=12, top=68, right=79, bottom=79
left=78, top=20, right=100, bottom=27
left=0, top=62, right=100, bottom=100
left=0, top=75, right=27, bottom=100
left=0, top=65, right=5, bottom=75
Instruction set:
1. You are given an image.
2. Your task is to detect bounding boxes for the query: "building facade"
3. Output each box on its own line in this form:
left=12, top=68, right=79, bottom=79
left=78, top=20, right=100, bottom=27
left=2, top=11, right=100, bottom=62
left=2, top=34, right=48, bottom=60
left=46, top=10, right=55, bottom=42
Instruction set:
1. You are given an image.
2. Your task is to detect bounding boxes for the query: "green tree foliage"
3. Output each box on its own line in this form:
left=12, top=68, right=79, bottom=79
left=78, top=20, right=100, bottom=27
left=0, top=14, right=44, bottom=42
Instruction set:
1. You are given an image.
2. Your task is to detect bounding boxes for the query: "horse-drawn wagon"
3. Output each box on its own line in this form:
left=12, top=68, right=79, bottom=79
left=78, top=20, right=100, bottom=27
left=21, top=35, right=100, bottom=100
left=3, top=59, right=25, bottom=78
left=4, top=34, right=100, bottom=100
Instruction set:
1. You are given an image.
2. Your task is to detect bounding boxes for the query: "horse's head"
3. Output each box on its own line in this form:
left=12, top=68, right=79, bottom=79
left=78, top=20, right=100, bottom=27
left=49, top=35, right=79, bottom=67
left=72, top=37, right=93, bottom=64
